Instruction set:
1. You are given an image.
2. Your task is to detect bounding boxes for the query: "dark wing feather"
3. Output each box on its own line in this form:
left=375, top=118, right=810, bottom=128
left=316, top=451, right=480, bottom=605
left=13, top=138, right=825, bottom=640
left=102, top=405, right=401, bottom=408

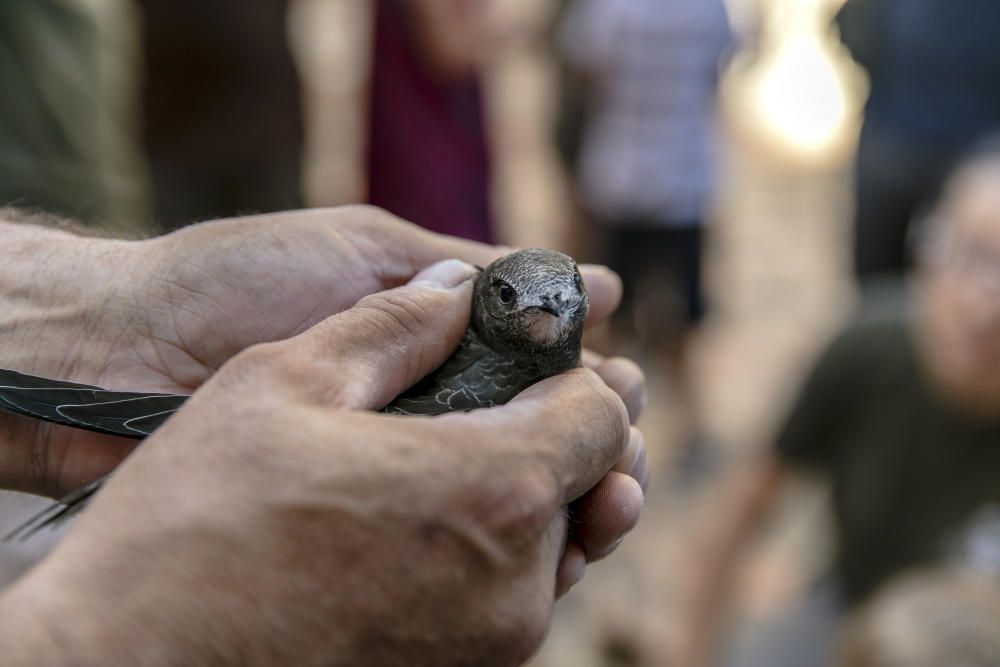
left=0, top=368, right=188, bottom=438
left=384, top=330, right=541, bottom=416
left=385, top=333, right=489, bottom=415
left=0, top=368, right=191, bottom=541
left=57, top=395, right=188, bottom=437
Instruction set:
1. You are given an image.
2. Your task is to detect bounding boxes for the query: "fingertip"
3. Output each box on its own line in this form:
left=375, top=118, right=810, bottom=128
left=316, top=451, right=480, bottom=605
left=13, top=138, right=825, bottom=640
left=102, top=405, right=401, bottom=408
left=594, top=357, right=647, bottom=424
left=579, top=265, right=622, bottom=325
left=556, top=541, right=587, bottom=598
left=409, top=259, right=480, bottom=289
left=571, top=472, right=644, bottom=563
left=613, top=427, right=646, bottom=479
left=581, top=348, right=605, bottom=369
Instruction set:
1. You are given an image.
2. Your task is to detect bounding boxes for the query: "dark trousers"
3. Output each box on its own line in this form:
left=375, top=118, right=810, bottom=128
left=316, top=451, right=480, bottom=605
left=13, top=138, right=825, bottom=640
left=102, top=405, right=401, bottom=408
left=597, top=222, right=705, bottom=342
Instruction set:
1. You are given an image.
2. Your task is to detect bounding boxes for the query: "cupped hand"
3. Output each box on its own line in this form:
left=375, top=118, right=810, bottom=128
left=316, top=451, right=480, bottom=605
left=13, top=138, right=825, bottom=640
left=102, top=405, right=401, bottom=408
left=4, top=206, right=626, bottom=496
left=1, top=261, right=644, bottom=667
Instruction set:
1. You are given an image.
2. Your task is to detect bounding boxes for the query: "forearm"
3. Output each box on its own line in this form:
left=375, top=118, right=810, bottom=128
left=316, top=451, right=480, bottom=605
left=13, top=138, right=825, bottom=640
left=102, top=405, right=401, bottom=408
left=0, top=220, right=135, bottom=374
left=685, top=457, right=787, bottom=655
left=0, top=217, right=145, bottom=489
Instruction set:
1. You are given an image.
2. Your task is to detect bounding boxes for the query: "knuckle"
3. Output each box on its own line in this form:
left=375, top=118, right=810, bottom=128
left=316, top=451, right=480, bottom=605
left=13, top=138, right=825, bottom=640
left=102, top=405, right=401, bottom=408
left=574, top=369, right=629, bottom=448
left=606, top=357, right=648, bottom=420
left=465, top=467, right=560, bottom=544
left=488, top=601, right=551, bottom=664
left=219, top=341, right=283, bottom=384
left=339, top=203, right=401, bottom=233
left=351, top=289, right=441, bottom=348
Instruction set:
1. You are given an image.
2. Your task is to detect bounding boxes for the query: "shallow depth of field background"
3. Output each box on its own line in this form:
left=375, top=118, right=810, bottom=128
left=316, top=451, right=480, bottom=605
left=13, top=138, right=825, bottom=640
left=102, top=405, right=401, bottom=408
left=0, top=0, right=893, bottom=664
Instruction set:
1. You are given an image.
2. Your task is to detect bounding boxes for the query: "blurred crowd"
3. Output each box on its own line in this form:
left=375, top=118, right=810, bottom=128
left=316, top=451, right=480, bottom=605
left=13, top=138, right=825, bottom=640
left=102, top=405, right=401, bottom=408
left=1, top=0, right=999, bottom=666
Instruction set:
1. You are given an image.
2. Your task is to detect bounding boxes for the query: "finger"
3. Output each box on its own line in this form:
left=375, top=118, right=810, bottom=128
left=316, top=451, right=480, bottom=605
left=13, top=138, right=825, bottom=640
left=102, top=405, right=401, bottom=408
left=406, top=240, right=620, bottom=328
left=578, top=264, right=622, bottom=327
left=476, top=368, right=631, bottom=505
left=593, top=356, right=647, bottom=424
left=555, top=541, right=587, bottom=598
left=613, top=427, right=648, bottom=484
left=300, top=259, right=479, bottom=409
left=581, top=348, right=605, bottom=369
left=634, top=442, right=651, bottom=493
left=368, top=208, right=510, bottom=280
left=570, top=472, right=643, bottom=562
left=368, top=209, right=621, bottom=326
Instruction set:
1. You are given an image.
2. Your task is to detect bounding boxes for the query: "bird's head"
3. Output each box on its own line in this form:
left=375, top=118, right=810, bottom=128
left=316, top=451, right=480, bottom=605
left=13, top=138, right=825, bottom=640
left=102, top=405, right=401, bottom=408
left=472, top=249, right=589, bottom=353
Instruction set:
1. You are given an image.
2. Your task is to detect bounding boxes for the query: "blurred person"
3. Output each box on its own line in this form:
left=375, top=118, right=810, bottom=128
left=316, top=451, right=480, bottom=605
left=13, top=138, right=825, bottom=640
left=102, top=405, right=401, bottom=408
left=136, top=0, right=305, bottom=231
left=0, top=205, right=647, bottom=665
left=367, top=0, right=497, bottom=243
left=0, top=0, right=303, bottom=234
left=559, top=0, right=731, bottom=362
left=674, top=136, right=1000, bottom=667
left=836, top=0, right=1000, bottom=283
left=559, top=0, right=731, bottom=484
left=834, top=569, right=1000, bottom=667
left=0, top=1, right=146, bottom=234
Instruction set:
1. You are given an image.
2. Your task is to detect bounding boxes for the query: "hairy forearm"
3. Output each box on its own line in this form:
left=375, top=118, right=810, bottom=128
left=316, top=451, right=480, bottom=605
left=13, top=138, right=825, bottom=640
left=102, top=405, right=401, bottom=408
left=1, top=220, right=127, bottom=373
left=0, top=217, right=145, bottom=489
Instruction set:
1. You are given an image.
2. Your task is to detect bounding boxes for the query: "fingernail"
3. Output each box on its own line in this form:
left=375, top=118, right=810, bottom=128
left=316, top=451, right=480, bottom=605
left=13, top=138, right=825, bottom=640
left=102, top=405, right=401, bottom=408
left=594, top=535, right=627, bottom=560
left=410, top=259, right=479, bottom=289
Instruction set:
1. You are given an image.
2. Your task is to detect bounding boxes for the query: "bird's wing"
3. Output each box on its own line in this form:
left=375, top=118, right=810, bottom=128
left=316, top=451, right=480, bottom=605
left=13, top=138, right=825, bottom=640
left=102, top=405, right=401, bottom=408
left=2, top=474, right=110, bottom=542
left=0, top=368, right=189, bottom=438
left=0, top=368, right=191, bottom=542
left=384, top=333, right=536, bottom=416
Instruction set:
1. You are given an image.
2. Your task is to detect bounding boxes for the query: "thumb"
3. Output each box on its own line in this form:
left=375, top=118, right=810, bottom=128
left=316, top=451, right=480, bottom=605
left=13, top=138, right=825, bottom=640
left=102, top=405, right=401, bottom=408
left=302, top=259, right=479, bottom=409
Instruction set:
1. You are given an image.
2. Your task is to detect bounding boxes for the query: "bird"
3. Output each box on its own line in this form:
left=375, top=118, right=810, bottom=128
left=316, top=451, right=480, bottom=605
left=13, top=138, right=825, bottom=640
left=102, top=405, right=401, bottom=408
left=1, top=248, right=588, bottom=540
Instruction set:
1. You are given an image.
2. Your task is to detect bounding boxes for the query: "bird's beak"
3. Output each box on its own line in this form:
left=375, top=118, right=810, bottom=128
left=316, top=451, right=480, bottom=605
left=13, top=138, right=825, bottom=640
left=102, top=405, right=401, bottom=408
left=537, top=304, right=560, bottom=317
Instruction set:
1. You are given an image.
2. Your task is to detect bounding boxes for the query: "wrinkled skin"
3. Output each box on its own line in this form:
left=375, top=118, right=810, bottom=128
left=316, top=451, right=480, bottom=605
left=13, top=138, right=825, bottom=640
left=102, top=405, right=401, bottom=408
left=0, top=206, right=649, bottom=666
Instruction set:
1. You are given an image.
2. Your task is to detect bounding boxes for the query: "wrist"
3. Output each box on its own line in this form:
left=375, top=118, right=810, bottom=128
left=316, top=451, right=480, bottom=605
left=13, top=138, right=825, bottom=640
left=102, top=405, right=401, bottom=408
left=0, top=221, right=152, bottom=491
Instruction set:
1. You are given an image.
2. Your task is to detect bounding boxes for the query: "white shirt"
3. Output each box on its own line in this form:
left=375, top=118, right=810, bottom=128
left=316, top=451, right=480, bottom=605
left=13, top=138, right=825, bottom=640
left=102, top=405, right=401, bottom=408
left=561, top=0, right=731, bottom=224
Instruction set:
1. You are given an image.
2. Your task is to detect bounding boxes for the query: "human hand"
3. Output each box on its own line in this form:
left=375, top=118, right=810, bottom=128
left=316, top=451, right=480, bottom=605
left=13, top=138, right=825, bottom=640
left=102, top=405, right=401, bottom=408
left=0, top=261, right=643, bottom=666
left=0, top=206, right=624, bottom=497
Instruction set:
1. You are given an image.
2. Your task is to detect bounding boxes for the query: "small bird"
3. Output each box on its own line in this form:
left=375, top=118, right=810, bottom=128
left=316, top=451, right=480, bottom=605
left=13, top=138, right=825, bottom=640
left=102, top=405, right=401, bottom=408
left=1, top=249, right=588, bottom=539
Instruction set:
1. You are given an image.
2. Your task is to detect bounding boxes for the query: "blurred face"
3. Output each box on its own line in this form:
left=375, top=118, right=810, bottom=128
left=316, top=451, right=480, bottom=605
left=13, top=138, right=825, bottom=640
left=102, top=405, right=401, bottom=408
left=917, top=157, right=1000, bottom=415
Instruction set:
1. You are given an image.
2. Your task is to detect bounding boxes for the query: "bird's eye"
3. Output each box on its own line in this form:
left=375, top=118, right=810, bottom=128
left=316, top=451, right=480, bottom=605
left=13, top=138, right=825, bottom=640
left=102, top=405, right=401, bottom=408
left=497, top=282, right=515, bottom=305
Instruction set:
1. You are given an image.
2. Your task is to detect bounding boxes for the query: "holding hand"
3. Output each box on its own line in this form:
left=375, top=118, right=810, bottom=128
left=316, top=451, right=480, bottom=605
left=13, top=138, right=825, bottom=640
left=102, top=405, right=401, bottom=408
left=0, top=206, right=624, bottom=496
left=2, top=259, right=646, bottom=666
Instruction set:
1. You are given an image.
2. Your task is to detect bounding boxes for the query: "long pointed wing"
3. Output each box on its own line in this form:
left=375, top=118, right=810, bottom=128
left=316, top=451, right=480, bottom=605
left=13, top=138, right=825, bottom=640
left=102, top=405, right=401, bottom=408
left=2, top=474, right=110, bottom=542
left=0, top=368, right=189, bottom=438
left=0, top=368, right=192, bottom=541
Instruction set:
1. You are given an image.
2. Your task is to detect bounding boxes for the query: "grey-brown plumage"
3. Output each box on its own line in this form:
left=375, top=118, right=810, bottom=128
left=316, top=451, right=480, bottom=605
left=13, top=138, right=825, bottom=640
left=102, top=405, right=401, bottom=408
left=0, top=249, right=587, bottom=540
left=386, top=249, right=588, bottom=414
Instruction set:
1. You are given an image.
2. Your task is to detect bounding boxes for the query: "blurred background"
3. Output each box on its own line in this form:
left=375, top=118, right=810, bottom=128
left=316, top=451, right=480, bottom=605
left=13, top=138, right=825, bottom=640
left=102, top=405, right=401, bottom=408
left=2, top=1, right=999, bottom=665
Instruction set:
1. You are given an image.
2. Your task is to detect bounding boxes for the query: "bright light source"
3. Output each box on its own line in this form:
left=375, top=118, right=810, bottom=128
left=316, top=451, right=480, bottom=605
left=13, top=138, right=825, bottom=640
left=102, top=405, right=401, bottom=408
left=726, top=0, right=867, bottom=161
left=753, top=31, right=849, bottom=152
